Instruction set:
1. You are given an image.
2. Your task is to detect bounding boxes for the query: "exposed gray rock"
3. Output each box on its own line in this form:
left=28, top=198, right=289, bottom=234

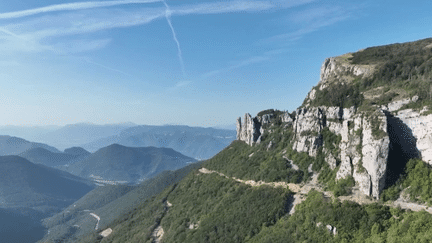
left=236, top=113, right=261, bottom=146
left=234, top=56, right=432, bottom=199
left=361, top=112, right=390, bottom=198
left=353, top=170, right=371, bottom=196
left=326, top=225, right=333, bottom=233
left=343, top=107, right=356, bottom=120
left=319, top=56, right=374, bottom=90
left=325, top=152, right=337, bottom=170
left=395, top=109, right=432, bottom=164
left=281, top=111, right=293, bottom=123
left=292, top=107, right=324, bottom=157
left=325, top=106, right=342, bottom=120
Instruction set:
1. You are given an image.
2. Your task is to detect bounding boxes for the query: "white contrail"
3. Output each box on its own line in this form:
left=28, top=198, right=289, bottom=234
left=0, top=0, right=162, bottom=19
left=162, top=0, right=186, bottom=77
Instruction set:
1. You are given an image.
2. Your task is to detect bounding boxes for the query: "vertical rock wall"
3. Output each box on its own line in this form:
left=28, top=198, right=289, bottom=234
left=235, top=107, right=391, bottom=199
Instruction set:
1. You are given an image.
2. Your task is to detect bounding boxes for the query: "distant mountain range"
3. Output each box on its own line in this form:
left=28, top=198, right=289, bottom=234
left=0, top=125, right=60, bottom=141
left=0, top=123, right=236, bottom=160
left=0, top=135, right=60, bottom=155
left=60, top=144, right=196, bottom=184
left=82, top=125, right=236, bottom=159
left=18, top=147, right=90, bottom=167
left=33, top=123, right=137, bottom=150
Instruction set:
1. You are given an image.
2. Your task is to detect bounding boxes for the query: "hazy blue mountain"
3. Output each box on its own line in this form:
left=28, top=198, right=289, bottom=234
left=62, top=144, right=197, bottom=184
left=0, top=156, right=94, bottom=211
left=0, top=156, right=94, bottom=243
left=64, top=147, right=91, bottom=156
left=0, top=207, right=46, bottom=243
left=34, top=122, right=136, bottom=150
left=212, top=124, right=236, bottom=130
left=18, top=147, right=90, bottom=167
left=0, top=125, right=60, bottom=142
left=82, top=125, right=236, bottom=159
left=0, top=135, right=60, bottom=156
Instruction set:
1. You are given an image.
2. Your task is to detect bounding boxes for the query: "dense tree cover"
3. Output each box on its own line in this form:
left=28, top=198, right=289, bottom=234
left=248, top=190, right=432, bottom=243
left=306, top=38, right=432, bottom=113
left=100, top=185, right=174, bottom=243
left=352, top=38, right=432, bottom=112
left=204, top=130, right=307, bottom=184
left=381, top=159, right=432, bottom=205
left=402, top=159, right=432, bottom=205
left=257, top=109, right=285, bottom=117
left=160, top=173, right=291, bottom=243
left=310, top=82, right=364, bottom=108
left=350, top=38, right=432, bottom=81
left=321, top=127, right=342, bottom=158
left=100, top=170, right=291, bottom=243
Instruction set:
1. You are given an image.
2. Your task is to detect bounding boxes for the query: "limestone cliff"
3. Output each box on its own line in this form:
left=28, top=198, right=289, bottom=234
left=236, top=48, right=432, bottom=199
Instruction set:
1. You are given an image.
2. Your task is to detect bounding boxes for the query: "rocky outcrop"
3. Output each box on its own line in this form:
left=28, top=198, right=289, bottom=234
left=236, top=106, right=390, bottom=199
left=394, top=109, right=432, bottom=164
left=235, top=53, right=432, bottom=199
left=319, top=55, right=374, bottom=89
left=236, top=111, right=293, bottom=145
left=236, top=113, right=261, bottom=146
left=292, top=107, right=324, bottom=157
left=360, top=112, right=390, bottom=198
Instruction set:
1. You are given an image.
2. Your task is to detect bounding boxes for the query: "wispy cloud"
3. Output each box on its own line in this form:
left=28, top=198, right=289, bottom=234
left=175, top=80, right=192, bottom=87
left=263, top=5, right=357, bottom=44
left=0, top=0, right=162, bottom=19
left=163, top=0, right=186, bottom=77
left=165, top=80, right=192, bottom=94
left=52, top=38, right=111, bottom=54
left=0, top=0, right=314, bottom=40
left=84, top=57, right=132, bottom=76
left=0, top=0, right=318, bottom=77
left=203, top=55, right=270, bottom=78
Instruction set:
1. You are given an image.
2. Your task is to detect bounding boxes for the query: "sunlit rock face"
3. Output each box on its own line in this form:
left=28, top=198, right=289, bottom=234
left=235, top=54, right=432, bottom=199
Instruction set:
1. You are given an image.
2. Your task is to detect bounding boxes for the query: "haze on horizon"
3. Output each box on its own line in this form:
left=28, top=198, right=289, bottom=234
left=0, top=0, right=431, bottom=127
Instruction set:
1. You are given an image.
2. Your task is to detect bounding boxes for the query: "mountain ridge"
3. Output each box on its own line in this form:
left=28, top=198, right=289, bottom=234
left=61, top=144, right=197, bottom=184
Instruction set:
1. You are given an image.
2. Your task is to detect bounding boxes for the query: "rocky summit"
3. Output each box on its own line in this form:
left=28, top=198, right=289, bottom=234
left=237, top=38, right=432, bottom=199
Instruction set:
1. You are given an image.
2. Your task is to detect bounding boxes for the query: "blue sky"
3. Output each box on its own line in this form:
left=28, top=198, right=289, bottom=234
left=0, top=0, right=431, bottom=127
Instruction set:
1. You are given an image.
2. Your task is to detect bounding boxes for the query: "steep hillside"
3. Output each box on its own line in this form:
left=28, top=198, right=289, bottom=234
left=18, top=147, right=89, bottom=167
left=82, top=125, right=236, bottom=159
left=62, top=144, right=196, bottom=184
left=0, top=208, right=46, bottom=243
left=0, top=156, right=94, bottom=210
left=73, top=38, right=432, bottom=242
left=0, top=135, right=60, bottom=156
left=84, top=140, right=432, bottom=243
left=39, top=162, right=203, bottom=243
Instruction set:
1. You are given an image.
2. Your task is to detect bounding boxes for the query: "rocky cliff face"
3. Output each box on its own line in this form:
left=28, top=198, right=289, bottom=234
left=236, top=53, right=432, bottom=199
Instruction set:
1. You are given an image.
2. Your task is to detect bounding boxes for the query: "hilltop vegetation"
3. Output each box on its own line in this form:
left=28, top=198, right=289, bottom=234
left=98, top=166, right=292, bottom=243
left=250, top=190, right=432, bottom=243
left=309, top=38, right=432, bottom=112
left=382, top=158, right=432, bottom=205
